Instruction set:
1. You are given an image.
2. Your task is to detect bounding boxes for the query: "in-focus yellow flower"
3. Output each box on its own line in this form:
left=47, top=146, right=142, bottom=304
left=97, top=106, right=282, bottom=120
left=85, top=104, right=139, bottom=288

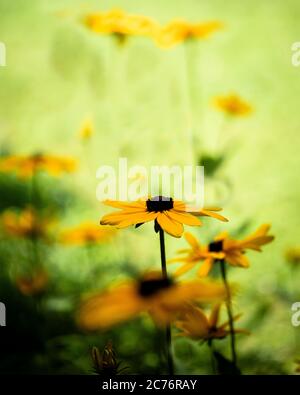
left=78, top=272, right=227, bottom=330
left=100, top=196, right=228, bottom=238
left=0, top=154, right=77, bottom=178
left=60, top=222, right=115, bottom=246
left=285, top=248, right=300, bottom=266
left=155, top=19, right=223, bottom=49
left=175, top=303, right=248, bottom=341
left=79, top=118, right=94, bottom=141
left=2, top=207, right=53, bottom=240
left=85, top=9, right=158, bottom=41
left=213, top=94, right=252, bottom=116
left=170, top=225, right=274, bottom=276
left=16, top=268, right=48, bottom=296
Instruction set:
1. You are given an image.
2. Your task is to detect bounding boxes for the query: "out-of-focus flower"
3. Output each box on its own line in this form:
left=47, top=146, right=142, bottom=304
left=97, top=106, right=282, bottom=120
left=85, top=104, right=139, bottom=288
left=78, top=118, right=94, bottom=141
left=170, top=225, right=274, bottom=276
left=213, top=94, right=252, bottom=116
left=91, top=341, right=127, bottom=375
left=2, top=207, right=53, bottom=240
left=154, top=20, right=223, bottom=49
left=77, top=272, right=227, bottom=330
left=0, top=154, right=77, bottom=178
left=285, top=248, right=300, bottom=266
left=60, top=222, right=115, bottom=246
left=84, top=9, right=158, bottom=42
left=15, top=268, right=48, bottom=296
left=295, top=359, right=300, bottom=373
left=100, top=196, right=228, bottom=238
left=175, top=303, right=248, bottom=341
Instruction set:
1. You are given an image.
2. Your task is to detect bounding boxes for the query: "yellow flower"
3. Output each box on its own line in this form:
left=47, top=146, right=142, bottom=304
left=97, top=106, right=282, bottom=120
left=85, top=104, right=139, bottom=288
left=15, top=268, right=48, bottom=296
left=79, top=118, right=94, bottom=141
left=0, top=154, right=77, bottom=178
left=213, top=94, right=252, bottom=116
left=85, top=9, right=157, bottom=40
left=60, top=222, right=115, bottom=246
left=175, top=303, right=248, bottom=341
left=170, top=225, right=274, bottom=276
left=77, top=272, right=227, bottom=330
left=154, top=20, right=223, bottom=49
left=2, top=207, right=53, bottom=240
left=100, top=196, right=228, bottom=238
left=285, top=248, right=300, bottom=266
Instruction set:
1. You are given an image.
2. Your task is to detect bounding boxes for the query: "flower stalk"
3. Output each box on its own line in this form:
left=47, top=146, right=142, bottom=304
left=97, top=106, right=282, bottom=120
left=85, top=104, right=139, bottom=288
left=158, top=225, right=174, bottom=375
left=219, top=260, right=237, bottom=367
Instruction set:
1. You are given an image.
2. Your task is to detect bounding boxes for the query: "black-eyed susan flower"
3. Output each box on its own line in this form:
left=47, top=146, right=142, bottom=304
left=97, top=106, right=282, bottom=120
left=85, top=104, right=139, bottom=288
left=15, top=268, right=48, bottom=296
left=78, top=118, right=94, bottom=141
left=77, top=272, right=227, bottom=330
left=91, top=342, right=127, bottom=375
left=1, top=207, right=53, bottom=240
left=85, top=9, right=157, bottom=42
left=213, top=94, right=252, bottom=117
left=0, top=153, right=77, bottom=178
left=60, top=222, right=115, bottom=246
left=170, top=225, right=274, bottom=276
left=99, top=196, right=228, bottom=238
left=175, top=303, right=248, bottom=341
left=154, top=20, right=223, bottom=49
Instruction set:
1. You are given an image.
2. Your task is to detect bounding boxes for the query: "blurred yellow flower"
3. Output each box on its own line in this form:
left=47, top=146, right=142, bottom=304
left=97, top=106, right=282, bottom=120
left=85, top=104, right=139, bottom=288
left=15, top=268, right=48, bottom=296
left=285, top=247, right=300, bottom=266
left=78, top=118, right=94, bottom=141
left=100, top=196, right=228, bottom=238
left=155, top=20, right=223, bottom=49
left=170, top=225, right=274, bottom=276
left=0, top=154, right=77, bottom=178
left=85, top=9, right=158, bottom=41
left=175, top=303, right=248, bottom=341
left=77, top=272, right=227, bottom=330
left=213, top=94, right=252, bottom=116
left=60, top=222, right=115, bottom=246
left=2, top=207, right=53, bottom=240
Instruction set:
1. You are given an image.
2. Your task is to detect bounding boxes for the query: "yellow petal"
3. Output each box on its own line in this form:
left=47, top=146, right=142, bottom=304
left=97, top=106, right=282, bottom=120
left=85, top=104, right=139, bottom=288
left=156, top=212, right=183, bottom=238
left=197, top=258, right=214, bottom=277
left=168, top=210, right=202, bottom=226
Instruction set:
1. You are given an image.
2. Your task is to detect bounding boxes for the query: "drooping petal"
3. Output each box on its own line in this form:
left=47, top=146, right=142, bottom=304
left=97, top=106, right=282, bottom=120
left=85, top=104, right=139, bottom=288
left=184, top=232, right=200, bottom=249
left=174, top=262, right=195, bottom=276
left=197, top=258, right=214, bottom=277
left=156, top=212, right=184, bottom=238
left=209, top=303, right=221, bottom=327
left=168, top=210, right=202, bottom=226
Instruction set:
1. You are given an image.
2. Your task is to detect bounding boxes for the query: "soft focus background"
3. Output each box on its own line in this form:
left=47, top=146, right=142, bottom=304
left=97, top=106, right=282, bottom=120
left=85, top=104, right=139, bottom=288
left=0, top=0, right=299, bottom=374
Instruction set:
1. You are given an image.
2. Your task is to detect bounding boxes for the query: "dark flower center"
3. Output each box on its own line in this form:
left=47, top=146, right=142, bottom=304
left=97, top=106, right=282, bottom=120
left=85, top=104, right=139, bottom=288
left=208, top=240, right=223, bottom=252
left=146, top=196, right=173, bottom=212
left=138, top=277, right=173, bottom=298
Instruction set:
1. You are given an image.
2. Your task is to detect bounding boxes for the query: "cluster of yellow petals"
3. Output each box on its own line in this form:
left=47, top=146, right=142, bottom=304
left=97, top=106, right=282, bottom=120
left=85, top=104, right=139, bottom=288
left=1, top=207, right=53, bottom=240
left=84, top=9, right=222, bottom=48
left=60, top=221, right=115, bottom=246
left=85, top=9, right=158, bottom=38
left=0, top=154, right=77, bottom=178
left=175, top=303, right=248, bottom=341
left=78, top=272, right=227, bottom=330
left=213, top=94, right=252, bottom=116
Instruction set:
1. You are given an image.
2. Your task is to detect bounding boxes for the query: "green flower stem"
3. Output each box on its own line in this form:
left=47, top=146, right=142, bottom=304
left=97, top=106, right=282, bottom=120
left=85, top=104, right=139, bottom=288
left=220, top=260, right=237, bottom=366
left=159, top=227, right=174, bottom=375
left=208, top=339, right=217, bottom=374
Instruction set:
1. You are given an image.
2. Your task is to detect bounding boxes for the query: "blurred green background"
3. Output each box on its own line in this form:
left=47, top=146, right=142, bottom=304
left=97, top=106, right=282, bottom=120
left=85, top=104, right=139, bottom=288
left=0, top=0, right=299, bottom=374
